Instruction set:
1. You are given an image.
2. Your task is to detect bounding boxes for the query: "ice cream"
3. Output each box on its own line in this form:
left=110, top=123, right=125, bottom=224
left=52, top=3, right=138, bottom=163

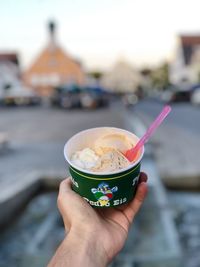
left=71, top=148, right=101, bottom=170
left=92, top=148, right=130, bottom=172
left=65, top=127, right=144, bottom=208
left=71, top=133, right=135, bottom=172
left=94, top=133, right=133, bottom=155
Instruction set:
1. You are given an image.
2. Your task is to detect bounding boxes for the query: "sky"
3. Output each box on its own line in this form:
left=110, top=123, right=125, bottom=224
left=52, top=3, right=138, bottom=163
left=1, top=0, right=200, bottom=71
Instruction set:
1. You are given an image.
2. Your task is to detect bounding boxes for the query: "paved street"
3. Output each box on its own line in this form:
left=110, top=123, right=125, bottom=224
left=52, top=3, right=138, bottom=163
left=1, top=99, right=200, bottom=188
left=134, top=100, right=200, bottom=136
left=134, top=100, right=200, bottom=188
left=0, top=101, right=181, bottom=267
left=0, top=102, right=128, bottom=186
left=0, top=104, right=125, bottom=143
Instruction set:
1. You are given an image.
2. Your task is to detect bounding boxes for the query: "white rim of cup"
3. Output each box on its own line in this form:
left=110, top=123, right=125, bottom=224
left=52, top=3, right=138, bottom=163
left=64, top=127, right=145, bottom=175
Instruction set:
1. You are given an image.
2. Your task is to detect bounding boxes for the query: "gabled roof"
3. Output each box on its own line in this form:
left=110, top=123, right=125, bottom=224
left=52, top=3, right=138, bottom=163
left=180, top=35, right=200, bottom=65
left=25, top=45, right=83, bottom=77
left=181, top=35, right=200, bottom=45
left=0, top=53, right=19, bottom=65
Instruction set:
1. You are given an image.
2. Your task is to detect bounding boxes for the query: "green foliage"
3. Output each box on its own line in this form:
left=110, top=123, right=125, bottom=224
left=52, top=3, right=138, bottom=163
left=151, top=63, right=170, bottom=90
left=88, top=71, right=103, bottom=80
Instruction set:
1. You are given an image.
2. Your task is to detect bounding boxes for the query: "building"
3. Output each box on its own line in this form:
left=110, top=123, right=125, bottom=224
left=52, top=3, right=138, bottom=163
left=23, top=21, right=85, bottom=96
left=101, top=60, right=140, bottom=93
left=170, top=35, right=200, bottom=86
left=0, top=53, right=20, bottom=91
left=0, top=53, right=40, bottom=104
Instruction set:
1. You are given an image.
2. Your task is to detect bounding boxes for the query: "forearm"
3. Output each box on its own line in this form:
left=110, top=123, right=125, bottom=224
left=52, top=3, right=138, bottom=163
left=48, top=231, right=108, bottom=267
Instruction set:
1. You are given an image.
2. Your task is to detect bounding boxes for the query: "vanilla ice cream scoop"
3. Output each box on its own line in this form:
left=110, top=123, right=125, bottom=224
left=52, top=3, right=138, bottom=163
left=71, top=147, right=130, bottom=173
left=71, top=133, right=134, bottom=172
left=94, top=133, right=134, bottom=155
left=71, top=148, right=101, bottom=170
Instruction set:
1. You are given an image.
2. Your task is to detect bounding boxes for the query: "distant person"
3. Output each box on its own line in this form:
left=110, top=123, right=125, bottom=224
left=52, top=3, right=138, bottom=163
left=48, top=173, right=148, bottom=267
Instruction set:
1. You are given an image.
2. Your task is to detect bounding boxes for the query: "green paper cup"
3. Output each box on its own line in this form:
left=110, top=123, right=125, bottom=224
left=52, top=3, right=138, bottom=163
left=64, top=127, right=144, bottom=208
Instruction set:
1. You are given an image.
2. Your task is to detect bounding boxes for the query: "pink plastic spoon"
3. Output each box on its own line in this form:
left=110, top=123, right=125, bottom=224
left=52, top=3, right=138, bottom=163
left=125, top=105, right=171, bottom=162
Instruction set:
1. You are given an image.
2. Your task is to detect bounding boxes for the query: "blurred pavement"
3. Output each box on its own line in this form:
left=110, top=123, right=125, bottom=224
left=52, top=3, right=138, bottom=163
left=0, top=101, right=182, bottom=266
left=0, top=104, right=125, bottom=187
left=134, top=100, right=200, bottom=189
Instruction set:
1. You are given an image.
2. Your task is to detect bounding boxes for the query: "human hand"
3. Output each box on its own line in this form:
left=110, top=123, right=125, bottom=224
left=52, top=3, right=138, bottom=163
left=57, top=173, right=148, bottom=265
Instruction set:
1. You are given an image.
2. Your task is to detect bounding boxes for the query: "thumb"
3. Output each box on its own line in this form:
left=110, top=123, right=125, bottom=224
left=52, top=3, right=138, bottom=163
left=57, top=177, right=95, bottom=230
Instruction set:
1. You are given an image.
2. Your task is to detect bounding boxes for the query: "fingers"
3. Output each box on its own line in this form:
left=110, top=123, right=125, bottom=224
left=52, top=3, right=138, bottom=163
left=59, top=178, right=72, bottom=195
left=139, top=172, right=148, bottom=183
left=122, top=173, right=148, bottom=224
left=58, top=178, right=84, bottom=203
left=57, top=178, right=74, bottom=230
left=131, top=182, right=148, bottom=214
left=57, top=177, right=88, bottom=230
left=58, top=173, right=147, bottom=232
left=57, top=177, right=97, bottom=231
left=57, top=177, right=84, bottom=211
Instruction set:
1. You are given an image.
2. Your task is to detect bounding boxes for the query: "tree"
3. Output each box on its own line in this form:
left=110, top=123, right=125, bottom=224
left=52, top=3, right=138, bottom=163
left=88, top=71, right=103, bottom=80
left=151, top=62, right=170, bottom=90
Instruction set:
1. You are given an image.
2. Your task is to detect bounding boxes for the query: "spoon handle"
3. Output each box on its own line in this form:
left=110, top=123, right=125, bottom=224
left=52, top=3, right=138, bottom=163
left=125, top=105, right=171, bottom=161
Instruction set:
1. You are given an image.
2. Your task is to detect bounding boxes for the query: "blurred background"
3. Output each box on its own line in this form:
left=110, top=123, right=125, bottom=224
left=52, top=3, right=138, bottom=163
left=0, top=0, right=200, bottom=266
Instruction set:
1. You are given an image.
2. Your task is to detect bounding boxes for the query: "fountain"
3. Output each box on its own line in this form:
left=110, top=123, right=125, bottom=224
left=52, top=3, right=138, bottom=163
left=0, top=158, right=182, bottom=267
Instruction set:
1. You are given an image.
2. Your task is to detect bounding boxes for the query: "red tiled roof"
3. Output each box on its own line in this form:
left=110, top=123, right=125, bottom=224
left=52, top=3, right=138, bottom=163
left=180, top=35, right=200, bottom=45
left=0, top=53, right=19, bottom=65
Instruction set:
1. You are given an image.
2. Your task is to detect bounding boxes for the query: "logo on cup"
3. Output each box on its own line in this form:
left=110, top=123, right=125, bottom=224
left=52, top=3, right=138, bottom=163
left=91, top=182, right=118, bottom=206
left=132, top=175, right=139, bottom=186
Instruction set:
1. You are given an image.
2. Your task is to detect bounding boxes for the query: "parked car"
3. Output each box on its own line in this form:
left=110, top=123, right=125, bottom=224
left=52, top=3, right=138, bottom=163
left=0, top=84, right=41, bottom=106
left=51, top=85, right=81, bottom=109
left=51, top=85, right=109, bottom=109
left=191, top=86, right=200, bottom=105
left=80, top=87, right=109, bottom=109
left=169, top=90, right=191, bottom=103
left=159, top=84, right=193, bottom=103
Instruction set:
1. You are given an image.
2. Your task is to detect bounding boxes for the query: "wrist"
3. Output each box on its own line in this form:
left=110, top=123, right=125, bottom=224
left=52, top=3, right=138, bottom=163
left=66, top=229, right=108, bottom=267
